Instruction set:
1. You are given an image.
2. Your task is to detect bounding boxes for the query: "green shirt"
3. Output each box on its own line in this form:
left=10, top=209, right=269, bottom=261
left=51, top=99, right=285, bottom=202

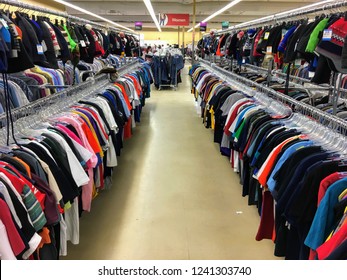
left=305, top=18, right=329, bottom=53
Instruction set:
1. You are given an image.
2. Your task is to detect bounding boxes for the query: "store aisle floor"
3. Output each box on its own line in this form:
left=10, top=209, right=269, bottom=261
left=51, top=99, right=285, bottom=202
left=64, top=66, right=278, bottom=260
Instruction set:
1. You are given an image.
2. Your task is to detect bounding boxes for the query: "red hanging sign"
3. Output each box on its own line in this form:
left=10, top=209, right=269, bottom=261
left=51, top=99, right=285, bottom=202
left=159, top=13, right=190, bottom=27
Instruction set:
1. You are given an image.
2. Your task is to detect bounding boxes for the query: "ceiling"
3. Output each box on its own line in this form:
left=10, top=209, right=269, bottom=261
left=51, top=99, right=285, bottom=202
left=46, top=0, right=318, bottom=31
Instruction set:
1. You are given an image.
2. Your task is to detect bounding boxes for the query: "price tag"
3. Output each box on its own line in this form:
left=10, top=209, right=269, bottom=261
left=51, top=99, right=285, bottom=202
left=0, top=18, right=8, bottom=29
left=11, top=49, right=18, bottom=58
left=295, top=59, right=302, bottom=66
left=264, top=32, right=270, bottom=40
left=322, top=29, right=332, bottom=41
left=282, top=29, right=287, bottom=37
left=80, top=40, right=86, bottom=47
left=309, top=71, right=315, bottom=78
left=266, top=46, right=273, bottom=53
left=41, top=41, right=47, bottom=52
left=37, top=44, right=44, bottom=55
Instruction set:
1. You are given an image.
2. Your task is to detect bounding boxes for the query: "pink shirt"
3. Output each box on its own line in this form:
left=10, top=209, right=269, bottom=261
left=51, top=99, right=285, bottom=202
left=54, top=115, right=98, bottom=168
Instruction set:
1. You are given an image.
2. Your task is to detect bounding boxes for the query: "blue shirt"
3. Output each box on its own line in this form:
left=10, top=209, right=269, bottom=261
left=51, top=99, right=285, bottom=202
left=304, top=177, right=347, bottom=250
left=267, top=140, right=314, bottom=193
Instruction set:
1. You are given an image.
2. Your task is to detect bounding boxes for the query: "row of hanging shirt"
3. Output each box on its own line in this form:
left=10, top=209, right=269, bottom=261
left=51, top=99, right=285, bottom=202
left=0, top=61, right=153, bottom=260
left=190, top=64, right=347, bottom=260
left=236, top=66, right=347, bottom=120
left=0, top=8, right=139, bottom=111
left=200, top=13, right=347, bottom=80
left=0, top=58, right=112, bottom=113
left=201, top=13, right=347, bottom=122
left=0, top=10, right=139, bottom=72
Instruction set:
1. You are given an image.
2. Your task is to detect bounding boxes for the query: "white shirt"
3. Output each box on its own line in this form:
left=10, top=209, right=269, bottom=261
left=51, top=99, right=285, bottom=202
left=0, top=219, right=16, bottom=260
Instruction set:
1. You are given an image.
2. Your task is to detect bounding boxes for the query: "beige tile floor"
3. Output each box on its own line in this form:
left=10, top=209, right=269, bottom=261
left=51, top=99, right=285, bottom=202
left=63, top=65, right=279, bottom=260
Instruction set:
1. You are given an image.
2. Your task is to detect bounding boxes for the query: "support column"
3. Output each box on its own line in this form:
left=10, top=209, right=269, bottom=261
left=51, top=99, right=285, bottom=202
left=182, top=26, right=185, bottom=56
left=192, top=0, right=196, bottom=64
left=178, top=26, right=180, bottom=46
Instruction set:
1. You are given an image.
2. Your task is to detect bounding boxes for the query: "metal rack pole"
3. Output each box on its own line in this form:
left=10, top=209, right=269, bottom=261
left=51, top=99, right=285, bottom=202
left=0, top=0, right=68, bottom=18
left=0, top=0, right=138, bottom=35
left=0, top=60, right=140, bottom=125
left=212, top=0, right=347, bottom=36
left=244, top=63, right=347, bottom=95
left=198, top=59, right=347, bottom=133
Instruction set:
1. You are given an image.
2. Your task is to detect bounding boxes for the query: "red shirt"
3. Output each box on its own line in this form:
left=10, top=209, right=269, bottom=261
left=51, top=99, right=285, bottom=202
left=316, top=222, right=347, bottom=260
left=0, top=199, right=26, bottom=255
left=318, top=172, right=347, bottom=205
left=223, top=101, right=253, bottom=136
left=0, top=164, right=46, bottom=210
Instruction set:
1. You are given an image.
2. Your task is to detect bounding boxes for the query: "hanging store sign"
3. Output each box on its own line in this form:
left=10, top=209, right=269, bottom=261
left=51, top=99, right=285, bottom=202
left=222, top=21, right=229, bottom=30
left=159, top=13, right=190, bottom=27
left=200, top=22, right=207, bottom=31
left=135, top=22, right=142, bottom=30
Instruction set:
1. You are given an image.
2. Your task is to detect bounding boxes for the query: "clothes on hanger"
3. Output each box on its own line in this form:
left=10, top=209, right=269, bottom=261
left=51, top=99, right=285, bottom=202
left=0, top=62, right=152, bottom=260
left=205, top=13, right=347, bottom=89
left=0, top=79, right=30, bottom=112
left=0, top=7, right=140, bottom=96
left=151, top=50, right=184, bottom=89
left=190, top=64, right=347, bottom=260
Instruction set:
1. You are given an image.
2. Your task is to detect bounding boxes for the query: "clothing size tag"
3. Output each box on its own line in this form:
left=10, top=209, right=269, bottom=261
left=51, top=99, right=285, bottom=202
left=264, top=32, right=270, bottom=40
left=11, top=49, right=18, bottom=58
left=37, top=44, right=44, bottom=54
left=80, top=40, right=86, bottom=47
left=295, top=59, right=302, bottom=66
left=322, top=29, right=332, bottom=41
left=41, top=40, right=47, bottom=52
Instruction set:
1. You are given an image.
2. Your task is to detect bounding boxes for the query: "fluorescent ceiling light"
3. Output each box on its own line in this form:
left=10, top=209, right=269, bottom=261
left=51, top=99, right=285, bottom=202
left=143, top=0, right=162, bottom=32
left=187, top=0, right=242, bottom=32
left=54, top=0, right=134, bottom=32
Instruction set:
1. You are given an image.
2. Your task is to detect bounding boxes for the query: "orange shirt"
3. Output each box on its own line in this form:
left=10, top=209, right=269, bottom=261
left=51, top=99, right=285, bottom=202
left=73, top=112, right=103, bottom=157
left=12, top=157, right=32, bottom=179
left=257, top=135, right=301, bottom=188
left=114, top=83, right=132, bottom=111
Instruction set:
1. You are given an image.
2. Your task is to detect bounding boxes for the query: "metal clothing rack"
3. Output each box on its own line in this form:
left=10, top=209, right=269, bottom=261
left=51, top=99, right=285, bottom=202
left=156, top=54, right=176, bottom=91
left=0, top=60, right=140, bottom=127
left=243, top=63, right=347, bottom=107
left=211, top=0, right=347, bottom=36
left=197, top=59, right=347, bottom=135
left=0, top=0, right=138, bottom=35
left=0, top=0, right=68, bottom=18
left=155, top=50, right=183, bottom=91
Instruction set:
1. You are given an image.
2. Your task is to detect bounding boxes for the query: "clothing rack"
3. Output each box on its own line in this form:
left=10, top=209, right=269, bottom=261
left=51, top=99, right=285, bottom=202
left=67, top=14, right=109, bottom=31
left=198, top=59, right=347, bottom=134
left=0, top=60, right=141, bottom=127
left=0, top=0, right=67, bottom=18
left=213, top=0, right=347, bottom=36
left=242, top=63, right=347, bottom=109
left=242, top=63, right=331, bottom=91
left=236, top=63, right=327, bottom=105
left=153, top=49, right=184, bottom=90
left=0, top=0, right=137, bottom=35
